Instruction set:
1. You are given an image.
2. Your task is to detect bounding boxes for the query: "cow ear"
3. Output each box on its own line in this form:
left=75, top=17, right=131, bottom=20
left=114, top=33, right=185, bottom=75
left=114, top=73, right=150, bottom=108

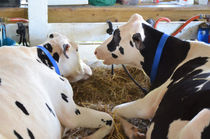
left=63, top=44, right=70, bottom=59
left=146, top=18, right=155, bottom=27
left=132, top=33, right=144, bottom=50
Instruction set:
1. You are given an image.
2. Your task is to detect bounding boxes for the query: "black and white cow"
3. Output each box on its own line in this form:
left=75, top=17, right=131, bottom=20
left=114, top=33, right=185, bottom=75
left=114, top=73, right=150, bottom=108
left=95, top=14, right=210, bottom=139
left=0, top=32, right=113, bottom=139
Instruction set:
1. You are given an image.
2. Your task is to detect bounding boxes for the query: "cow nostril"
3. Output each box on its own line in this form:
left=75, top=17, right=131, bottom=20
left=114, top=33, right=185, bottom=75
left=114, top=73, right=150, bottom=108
left=94, top=50, right=97, bottom=55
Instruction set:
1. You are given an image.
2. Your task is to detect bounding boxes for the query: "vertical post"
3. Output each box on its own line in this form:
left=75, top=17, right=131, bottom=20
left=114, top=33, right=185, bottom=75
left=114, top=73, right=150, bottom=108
left=28, top=0, right=48, bottom=46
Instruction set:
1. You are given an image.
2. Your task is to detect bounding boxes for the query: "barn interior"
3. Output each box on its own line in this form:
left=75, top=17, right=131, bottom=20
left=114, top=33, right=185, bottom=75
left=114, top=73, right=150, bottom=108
left=0, top=0, right=210, bottom=138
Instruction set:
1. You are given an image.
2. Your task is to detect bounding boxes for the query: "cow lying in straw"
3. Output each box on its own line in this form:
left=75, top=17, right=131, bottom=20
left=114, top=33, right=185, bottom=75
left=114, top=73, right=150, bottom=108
left=95, top=14, right=210, bottom=139
left=0, top=32, right=113, bottom=139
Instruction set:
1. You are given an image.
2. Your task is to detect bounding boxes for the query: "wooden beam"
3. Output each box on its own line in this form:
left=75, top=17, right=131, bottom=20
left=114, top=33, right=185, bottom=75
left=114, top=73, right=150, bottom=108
left=0, top=8, right=27, bottom=19
left=0, top=5, right=209, bottom=23
left=48, top=5, right=210, bottom=23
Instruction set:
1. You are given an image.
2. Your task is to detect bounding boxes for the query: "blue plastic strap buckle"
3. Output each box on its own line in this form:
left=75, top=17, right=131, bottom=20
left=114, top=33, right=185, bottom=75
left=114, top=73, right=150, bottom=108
left=197, top=28, right=210, bottom=44
left=37, top=45, right=61, bottom=75
left=150, top=33, right=169, bottom=83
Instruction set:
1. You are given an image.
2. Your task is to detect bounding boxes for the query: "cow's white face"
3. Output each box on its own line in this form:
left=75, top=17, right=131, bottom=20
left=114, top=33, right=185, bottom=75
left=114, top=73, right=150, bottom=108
left=95, top=14, right=149, bottom=69
left=43, top=32, right=92, bottom=82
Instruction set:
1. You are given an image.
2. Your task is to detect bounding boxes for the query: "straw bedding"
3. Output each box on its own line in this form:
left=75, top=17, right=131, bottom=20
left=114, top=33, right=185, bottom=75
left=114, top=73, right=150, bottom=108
left=63, top=66, right=151, bottom=139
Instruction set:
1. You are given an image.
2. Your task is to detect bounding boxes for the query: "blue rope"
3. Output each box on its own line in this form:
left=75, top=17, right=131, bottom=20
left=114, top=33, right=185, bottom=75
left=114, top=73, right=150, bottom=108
left=37, top=45, right=61, bottom=75
left=150, top=34, right=169, bottom=83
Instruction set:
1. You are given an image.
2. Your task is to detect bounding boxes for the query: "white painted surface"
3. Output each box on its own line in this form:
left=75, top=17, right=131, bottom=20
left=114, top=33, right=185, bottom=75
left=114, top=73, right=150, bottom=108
left=28, top=0, right=48, bottom=46
left=5, top=21, right=203, bottom=44
left=47, top=22, right=118, bottom=42
left=156, top=21, right=202, bottom=40
left=47, top=21, right=202, bottom=42
left=177, top=0, right=194, bottom=5
left=48, top=0, right=88, bottom=5
left=198, top=0, right=208, bottom=5
left=79, top=44, right=117, bottom=68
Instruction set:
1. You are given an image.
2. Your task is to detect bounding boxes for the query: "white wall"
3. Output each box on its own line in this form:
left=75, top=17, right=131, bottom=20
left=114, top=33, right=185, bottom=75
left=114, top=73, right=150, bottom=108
left=6, top=21, right=203, bottom=44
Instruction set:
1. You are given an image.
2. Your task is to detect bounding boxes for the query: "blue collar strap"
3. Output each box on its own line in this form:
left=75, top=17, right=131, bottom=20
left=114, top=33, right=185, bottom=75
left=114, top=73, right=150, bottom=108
left=150, top=33, right=169, bottom=83
left=37, top=45, right=61, bottom=75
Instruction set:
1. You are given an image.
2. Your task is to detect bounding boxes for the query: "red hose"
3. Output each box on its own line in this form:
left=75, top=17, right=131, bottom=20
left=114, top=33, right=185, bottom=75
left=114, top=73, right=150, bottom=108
left=171, top=15, right=200, bottom=36
left=7, top=18, right=28, bottom=23
left=154, top=17, right=171, bottom=29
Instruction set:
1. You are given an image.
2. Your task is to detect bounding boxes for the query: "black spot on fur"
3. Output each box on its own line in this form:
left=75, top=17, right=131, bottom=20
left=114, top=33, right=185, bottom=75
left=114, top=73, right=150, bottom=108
left=61, top=93, right=68, bottom=103
left=130, top=40, right=134, bottom=47
left=49, top=34, right=54, bottom=38
left=53, top=52, right=59, bottom=62
left=112, top=53, right=118, bottom=59
left=132, top=33, right=144, bottom=50
left=140, top=23, right=190, bottom=89
left=27, top=128, right=35, bottom=139
left=107, top=29, right=121, bottom=52
left=105, top=120, right=112, bottom=126
left=202, top=81, right=210, bottom=91
left=15, top=101, right=29, bottom=115
left=43, top=43, right=53, bottom=53
left=0, top=78, right=1, bottom=85
left=36, top=59, right=41, bottom=63
left=59, top=77, right=64, bottom=81
left=14, top=130, right=23, bottom=139
left=75, top=109, right=81, bottom=115
left=45, top=103, right=56, bottom=117
left=101, top=119, right=112, bottom=126
left=37, top=48, right=53, bottom=69
left=168, top=57, right=208, bottom=88
left=194, top=72, right=210, bottom=79
left=119, top=47, right=124, bottom=55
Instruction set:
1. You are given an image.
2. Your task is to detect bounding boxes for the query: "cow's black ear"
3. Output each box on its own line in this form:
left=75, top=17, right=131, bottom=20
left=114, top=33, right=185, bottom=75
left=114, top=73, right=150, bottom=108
left=146, top=18, right=155, bottom=27
left=132, top=33, right=144, bottom=50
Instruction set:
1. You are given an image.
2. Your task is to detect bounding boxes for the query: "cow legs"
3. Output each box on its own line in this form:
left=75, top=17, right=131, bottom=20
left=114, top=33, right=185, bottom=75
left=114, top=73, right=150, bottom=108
left=178, top=108, right=210, bottom=139
left=76, top=105, right=114, bottom=139
left=60, top=103, right=113, bottom=139
left=167, top=108, right=210, bottom=139
left=112, top=86, right=167, bottom=138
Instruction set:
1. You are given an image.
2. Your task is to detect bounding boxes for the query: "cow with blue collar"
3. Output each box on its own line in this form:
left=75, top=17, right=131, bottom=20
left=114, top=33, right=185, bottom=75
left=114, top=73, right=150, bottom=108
left=0, top=32, right=113, bottom=139
left=95, top=14, right=210, bottom=139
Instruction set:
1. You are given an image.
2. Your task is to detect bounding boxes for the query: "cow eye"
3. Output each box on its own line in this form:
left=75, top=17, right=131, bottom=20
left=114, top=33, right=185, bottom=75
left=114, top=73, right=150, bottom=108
left=49, top=34, right=54, bottom=39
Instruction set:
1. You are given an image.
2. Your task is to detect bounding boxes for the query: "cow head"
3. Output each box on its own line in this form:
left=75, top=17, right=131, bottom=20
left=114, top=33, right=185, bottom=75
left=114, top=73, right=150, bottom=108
left=95, top=14, right=150, bottom=69
left=95, top=13, right=191, bottom=89
left=40, top=32, right=92, bottom=82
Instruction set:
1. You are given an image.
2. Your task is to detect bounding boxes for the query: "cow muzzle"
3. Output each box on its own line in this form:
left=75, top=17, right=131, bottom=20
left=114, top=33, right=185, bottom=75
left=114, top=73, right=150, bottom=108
left=95, top=47, right=114, bottom=65
left=94, top=47, right=106, bottom=60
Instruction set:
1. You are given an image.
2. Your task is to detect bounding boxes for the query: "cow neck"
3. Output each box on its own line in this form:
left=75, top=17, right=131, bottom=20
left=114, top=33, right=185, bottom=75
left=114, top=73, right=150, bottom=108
left=37, top=45, right=61, bottom=75
left=140, top=23, right=190, bottom=90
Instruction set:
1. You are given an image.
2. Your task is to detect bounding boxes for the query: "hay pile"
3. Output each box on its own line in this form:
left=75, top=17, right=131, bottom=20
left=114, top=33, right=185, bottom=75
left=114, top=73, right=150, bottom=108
left=63, top=66, right=151, bottom=139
